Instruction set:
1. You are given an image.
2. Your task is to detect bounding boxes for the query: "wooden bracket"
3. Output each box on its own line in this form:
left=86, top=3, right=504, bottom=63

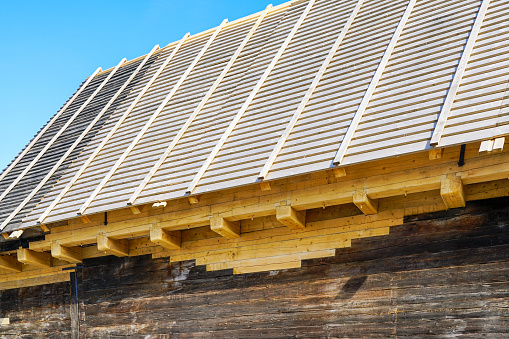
left=429, top=148, right=444, bottom=160
left=40, top=224, right=50, bottom=232
left=479, top=137, right=505, bottom=155
left=97, top=233, right=128, bottom=257
left=441, top=173, right=465, bottom=209
left=210, top=217, right=240, bottom=239
left=129, top=205, right=144, bottom=215
left=0, top=255, right=21, bottom=273
left=353, top=190, right=378, bottom=215
left=51, top=241, right=82, bottom=263
left=333, top=167, right=347, bottom=178
left=276, top=206, right=306, bottom=230
left=80, top=215, right=91, bottom=224
left=259, top=182, right=271, bottom=191
left=188, top=196, right=200, bottom=204
left=1, top=233, right=8, bottom=240
left=17, top=248, right=51, bottom=268
left=150, top=224, right=181, bottom=250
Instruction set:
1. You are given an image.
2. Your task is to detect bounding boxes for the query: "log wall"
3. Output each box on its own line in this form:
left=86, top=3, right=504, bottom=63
left=1, top=197, right=508, bottom=338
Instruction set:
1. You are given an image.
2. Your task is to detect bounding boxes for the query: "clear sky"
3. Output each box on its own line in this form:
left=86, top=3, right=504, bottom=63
left=0, top=0, right=288, bottom=171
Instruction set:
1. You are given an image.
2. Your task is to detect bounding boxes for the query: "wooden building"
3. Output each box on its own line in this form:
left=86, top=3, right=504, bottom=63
left=1, top=0, right=508, bottom=337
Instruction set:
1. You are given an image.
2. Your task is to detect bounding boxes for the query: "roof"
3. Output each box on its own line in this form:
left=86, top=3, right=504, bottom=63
left=1, top=0, right=507, bottom=233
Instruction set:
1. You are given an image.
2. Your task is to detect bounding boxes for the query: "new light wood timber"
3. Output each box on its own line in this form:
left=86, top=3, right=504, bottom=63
left=129, top=6, right=273, bottom=205
left=430, top=0, right=492, bottom=146
left=441, top=173, right=466, bottom=209
left=429, top=148, right=444, bottom=160
left=257, top=0, right=364, bottom=180
left=16, top=248, right=51, bottom=268
left=333, top=0, right=417, bottom=165
left=188, top=196, right=200, bottom=204
left=1, top=233, right=8, bottom=240
left=210, top=217, right=240, bottom=239
left=276, top=205, right=306, bottom=230
left=129, top=205, right=144, bottom=215
left=40, top=224, right=50, bottom=232
left=37, top=45, right=161, bottom=225
left=186, top=0, right=316, bottom=195
left=150, top=224, right=181, bottom=250
left=353, top=190, right=378, bottom=215
left=333, top=167, right=347, bottom=178
left=97, top=233, right=128, bottom=257
left=0, top=67, right=101, bottom=184
left=0, top=59, right=126, bottom=231
left=51, top=242, right=82, bottom=264
left=80, top=216, right=91, bottom=224
left=0, top=255, right=21, bottom=273
left=259, top=182, right=271, bottom=191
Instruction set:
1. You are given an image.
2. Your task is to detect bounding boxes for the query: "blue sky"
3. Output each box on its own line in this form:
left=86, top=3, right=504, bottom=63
left=0, top=0, right=288, bottom=171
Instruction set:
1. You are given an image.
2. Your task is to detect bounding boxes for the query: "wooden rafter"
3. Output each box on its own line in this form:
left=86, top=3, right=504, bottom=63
left=257, top=0, right=365, bottom=180
left=0, top=67, right=102, bottom=205
left=0, top=59, right=127, bottom=231
left=128, top=6, right=273, bottom=206
left=333, top=0, right=417, bottom=165
left=36, top=44, right=163, bottom=225
left=79, top=21, right=228, bottom=216
left=0, top=67, right=100, bottom=183
left=429, top=0, right=492, bottom=147
left=186, top=0, right=317, bottom=195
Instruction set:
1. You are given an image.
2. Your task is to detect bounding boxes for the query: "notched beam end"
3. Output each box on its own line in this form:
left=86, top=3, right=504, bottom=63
left=150, top=224, right=181, bottom=250
left=0, top=255, right=21, bottom=273
left=210, top=217, right=240, bottom=239
left=17, top=248, right=51, bottom=268
left=429, top=148, right=444, bottom=160
left=130, top=205, right=144, bottom=215
left=441, top=173, right=465, bottom=209
left=51, top=241, right=82, bottom=264
left=97, top=233, right=129, bottom=257
left=333, top=167, right=347, bottom=178
left=259, top=181, right=271, bottom=191
left=40, top=224, right=50, bottom=232
left=353, top=190, right=378, bottom=215
left=188, top=196, right=200, bottom=204
left=80, top=215, right=91, bottom=224
left=276, top=206, right=306, bottom=230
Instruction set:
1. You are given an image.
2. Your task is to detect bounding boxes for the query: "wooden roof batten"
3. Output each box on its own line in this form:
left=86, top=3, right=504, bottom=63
left=0, top=58, right=128, bottom=231
left=429, top=0, right=492, bottom=147
left=0, top=67, right=102, bottom=204
left=127, top=6, right=274, bottom=206
left=0, top=68, right=101, bottom=184
left=332, top=0, right=417, bottom=166
left=36, top=45, right=161, bottom=225
left=186, top=0, right=317, bottom=196
left=257, top=0, right=365, bottom=181
left=78, top=19, right=228, bottom=216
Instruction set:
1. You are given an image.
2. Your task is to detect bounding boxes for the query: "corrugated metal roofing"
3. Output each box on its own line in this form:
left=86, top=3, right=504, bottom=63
left=1, top=0, right=507, bottom=232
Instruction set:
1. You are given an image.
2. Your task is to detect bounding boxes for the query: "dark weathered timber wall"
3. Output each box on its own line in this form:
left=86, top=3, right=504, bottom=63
left=2, top=197, right=509, bottom=338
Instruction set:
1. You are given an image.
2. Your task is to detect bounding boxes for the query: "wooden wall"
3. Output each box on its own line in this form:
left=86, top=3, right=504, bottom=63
left=1, top=197, right=508, bottom=338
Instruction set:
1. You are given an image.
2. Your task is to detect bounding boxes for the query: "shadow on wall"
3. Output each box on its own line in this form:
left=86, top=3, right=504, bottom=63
left=335, top=275, right=367, bottom=300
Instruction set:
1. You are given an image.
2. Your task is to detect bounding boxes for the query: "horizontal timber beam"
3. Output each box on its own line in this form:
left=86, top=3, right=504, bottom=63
left=441, top=173, right=465, bottom=209
left=210, top=217, right=240, bottom=239
left=353, top=190, right=378, bottom=215
left=150, top=224, right=181, bottom=250
left=97, top=233, right=129, bottom=257
left=17, top=248, right=51, bottom=268
left=51, top=242, right=82, bottom=264
left=276, top=206, right=306, bottom=230
left=0, top=255, right=21, bottom=273
left=27, top=150, right=509, bottom=252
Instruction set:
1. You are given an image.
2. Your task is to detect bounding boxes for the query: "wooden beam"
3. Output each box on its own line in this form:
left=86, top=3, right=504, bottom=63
left=80, top=20, right=227, bottom=216
left=260, top=182, right=272, bottom=191
left=97, top=233, right=129, bottom=257
left=441, top=173, right=465, bottom=209
left=40, top=224, right=50, bottom=232
left=353, top=190, right=378, bottom=215
left=430, top=0, right=492, bottom=146
left=186, top=0, right=317, bottom=194
left=334, top=0, right=417, bottom=165
left=129, top=205, right=144, bottom=215
left=37, top=44, right=161, bottom=225
left=1, top=59, right=126, bottom=231
left=0, top=255, right=21, bottom=273
left=0, top=67, right=100, bottom=184
left=210, top=216, right=240, bottom=239
left=333, top=167, right=347, bottom=178
left=1, top=233, right=8, bottom=240
left=258, top=0, right=364, bottom=180
left=80, top=216, right=91, bottom=224
left=188, top=196, right=200, bottom=204
left=429, top=148, right=444, bottom=160
left=150, top=224, right=181, bottom=250
left=51, top=242, right=82, bottom=264
left=276, top=206, right=306, bottom=230
left=17, top=248, right=51, bottom=268
left=129, top=6, right=273, bottom=205
left=0, top=67, right=102, bottom=208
